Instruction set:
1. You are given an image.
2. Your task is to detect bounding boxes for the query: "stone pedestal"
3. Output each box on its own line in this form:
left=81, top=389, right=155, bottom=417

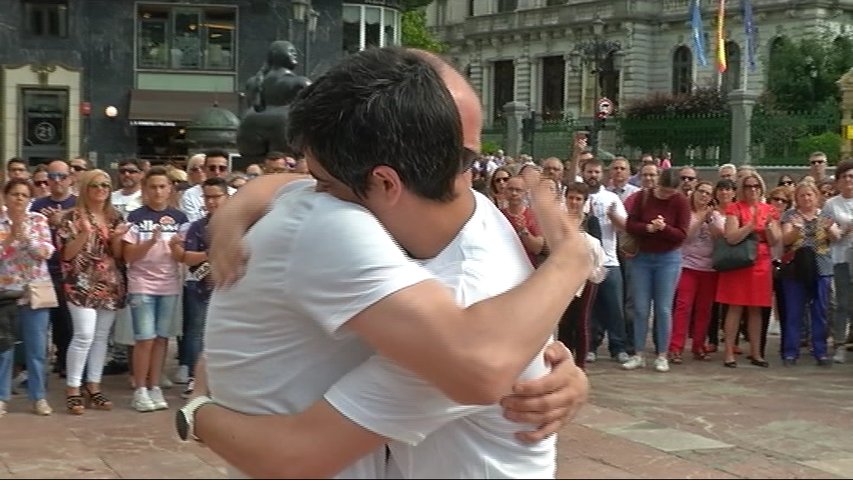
left=838, top=68, right=853, bottom=159
left=503, top=101, right=529, bottom=158
left=727, top=89, right=759, bottom=165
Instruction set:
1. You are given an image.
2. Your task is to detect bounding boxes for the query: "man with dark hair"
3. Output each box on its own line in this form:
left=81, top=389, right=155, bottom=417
left=263, top=151, right=287, bottom=173
left=181, top=48, right=592, bottom=478
left=823, top=159, right=853, bottom=362
left=178, top=149, right=233, bottom=222
left=6, top=158, right=29, bottom=181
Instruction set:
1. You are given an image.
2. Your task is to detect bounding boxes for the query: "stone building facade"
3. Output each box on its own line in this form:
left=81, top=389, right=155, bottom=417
left=1, top=0, right=402, bottom=169
left=425, top=0, right=853, bottom=128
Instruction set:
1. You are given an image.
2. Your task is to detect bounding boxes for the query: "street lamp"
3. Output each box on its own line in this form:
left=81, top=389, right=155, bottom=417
left=292, top=0, right=319, bottom=77
left=569, top=15, right=622, bottom=156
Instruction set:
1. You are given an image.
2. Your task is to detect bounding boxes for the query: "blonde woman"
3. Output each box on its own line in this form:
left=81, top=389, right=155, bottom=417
left=58, top=169, right=128, bottom=414
left=716, top=172, right=781, bottom=368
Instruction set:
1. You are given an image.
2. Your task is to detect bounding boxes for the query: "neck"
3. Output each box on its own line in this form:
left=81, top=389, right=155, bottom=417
left=390, top=179, right=476, bottom=260
left=122, top=186, right=140, bottom=195
left=49, top=192, right=70, bottom=202
left=147, top=202, right=168, bottom=211
left=611, top=179, right=627, bottom=188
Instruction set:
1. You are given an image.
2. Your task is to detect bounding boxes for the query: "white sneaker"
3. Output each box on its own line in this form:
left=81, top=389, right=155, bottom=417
left=585, top=352, right=597, bottom=363
left=833, top=347, right=846, bottom=364
left=149, top=386, right=169, bottom=410
left=616, top=352, right=631, bottom=363
left=132, top=388, right=156, bottom=412
left=622, top=355, right=646, bottom=370
left=181, top=378, right=195, bottom=400
left=32, top=399, right=52, bottom=416
left=654, top=355, right=670, bottom=372
left=0, top=400, right=6, bottom=416
left=173, top=365, right=190, bottom=385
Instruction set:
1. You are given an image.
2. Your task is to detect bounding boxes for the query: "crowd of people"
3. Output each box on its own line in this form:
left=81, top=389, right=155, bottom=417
left=475, top=148, right=852, bottom=373
left=0, top=149, right=308, bottom=416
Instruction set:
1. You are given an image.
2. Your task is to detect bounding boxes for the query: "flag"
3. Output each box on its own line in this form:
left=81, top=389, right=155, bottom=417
left=742, top=0, right=757, bottom=71
left=691, top=0, right=709, bottom=67
left=716, top=0, right=727, bottom=73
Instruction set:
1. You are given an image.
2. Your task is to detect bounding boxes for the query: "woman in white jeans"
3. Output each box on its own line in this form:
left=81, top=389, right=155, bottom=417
left=57, top=169, right=128, bottom=415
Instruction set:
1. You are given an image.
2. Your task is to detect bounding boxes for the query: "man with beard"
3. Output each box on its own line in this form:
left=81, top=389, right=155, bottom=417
left=582, top=157, right=630, bottom=364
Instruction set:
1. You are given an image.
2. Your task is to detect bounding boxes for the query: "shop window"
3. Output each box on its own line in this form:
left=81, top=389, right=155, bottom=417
left=137, top=4, right=236, bottom=71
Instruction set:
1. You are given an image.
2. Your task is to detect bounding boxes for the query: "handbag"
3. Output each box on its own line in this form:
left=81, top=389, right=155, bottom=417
left=26, top=280, right=59, bottom=309
left=712, top=234, right=758, bottom=272
left=618, top=189, right=649, bottom=259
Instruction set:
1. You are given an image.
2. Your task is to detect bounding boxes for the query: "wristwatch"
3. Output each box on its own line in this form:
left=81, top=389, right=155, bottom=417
left=176, top=395, right=215, bottom=442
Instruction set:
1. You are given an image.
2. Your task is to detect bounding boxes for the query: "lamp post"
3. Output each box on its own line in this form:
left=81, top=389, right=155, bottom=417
left=292, top=0, right=319, bottom=77
left=569, top=15, right=622, bottom=157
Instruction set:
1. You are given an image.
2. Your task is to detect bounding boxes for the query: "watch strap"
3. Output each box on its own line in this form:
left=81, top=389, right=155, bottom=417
left=181, top=395, right=215, bottom=441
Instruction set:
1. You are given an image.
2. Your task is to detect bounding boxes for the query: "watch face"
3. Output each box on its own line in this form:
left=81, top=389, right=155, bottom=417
left=175, top=409, right=189, bottom=441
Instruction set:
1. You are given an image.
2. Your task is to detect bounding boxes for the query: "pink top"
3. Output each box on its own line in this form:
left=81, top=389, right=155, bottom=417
left=0, top=211, right=53, bottom=295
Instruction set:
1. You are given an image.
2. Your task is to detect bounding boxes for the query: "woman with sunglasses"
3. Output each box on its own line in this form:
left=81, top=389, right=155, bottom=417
left=716, top=173, right=781, bottom=368
left=487, top=166, right=514, bottom=210
left=57, top=169, right=128, bottom=414
left=668, top=181, right=723, bottom=363
left=0, top=179, right=56, bottom=416
left=777, top=174, right=795, bottom=192
left=30, top=167, right=51, bottom=200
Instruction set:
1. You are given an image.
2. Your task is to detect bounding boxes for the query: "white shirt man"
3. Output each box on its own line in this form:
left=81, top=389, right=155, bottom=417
left=205, top=180, right=556, bottom=478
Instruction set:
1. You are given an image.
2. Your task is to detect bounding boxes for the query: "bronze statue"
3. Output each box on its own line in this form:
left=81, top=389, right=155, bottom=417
left=237, top=41, right=311, bottom=161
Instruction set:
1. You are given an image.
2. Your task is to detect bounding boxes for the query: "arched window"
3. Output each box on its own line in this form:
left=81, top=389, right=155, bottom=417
left=767, top=36, right=788, bottom=92
left=672, top=46, right=693, bottom=95
left=721, top=41, right=741, bottom=93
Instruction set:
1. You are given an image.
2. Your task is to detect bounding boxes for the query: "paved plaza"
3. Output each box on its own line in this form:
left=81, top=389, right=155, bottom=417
left=2, top=336, right=853, bottom=479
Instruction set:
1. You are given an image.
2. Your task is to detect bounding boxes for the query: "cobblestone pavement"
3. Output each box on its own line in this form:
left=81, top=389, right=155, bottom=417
left=2, top=336, right=852, bottom=478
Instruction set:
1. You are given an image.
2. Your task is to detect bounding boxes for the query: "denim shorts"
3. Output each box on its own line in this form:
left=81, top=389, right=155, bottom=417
left=129, top=294, right=178, bottom=341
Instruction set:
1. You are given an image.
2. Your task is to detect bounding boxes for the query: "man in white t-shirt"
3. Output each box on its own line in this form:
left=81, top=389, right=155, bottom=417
left=822, top=159, right=853, bottom=363
left=183, top=48, right=592, bottom=478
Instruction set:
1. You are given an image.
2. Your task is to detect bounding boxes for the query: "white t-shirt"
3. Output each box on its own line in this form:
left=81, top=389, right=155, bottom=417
left=179, top=183, right=236, bottom=222
left=204, top=180, right=432, bottom=479
left=585, top=188, right=626, bottom=267
left=324, top=192, right=556, bottom=479
left=821, top=195, right=853, bottom=264
left=111, top=189, right=142, bottom=220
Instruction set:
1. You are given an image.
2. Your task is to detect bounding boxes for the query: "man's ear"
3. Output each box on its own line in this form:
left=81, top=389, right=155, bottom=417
left=368, top=166, right=404, bottom=205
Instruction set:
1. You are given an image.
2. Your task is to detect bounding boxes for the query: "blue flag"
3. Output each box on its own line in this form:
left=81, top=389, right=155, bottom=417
left=742, top=0, right=757, bottom=71
left=691, top=0, right=709, bottom=67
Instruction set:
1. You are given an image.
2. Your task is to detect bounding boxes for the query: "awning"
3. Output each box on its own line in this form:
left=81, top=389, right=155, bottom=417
left=128, top=89, right=240, bottom=124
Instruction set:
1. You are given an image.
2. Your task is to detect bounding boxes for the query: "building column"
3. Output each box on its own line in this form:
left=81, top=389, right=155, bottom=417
left=727, top=89, right=758, bottom=165
left=515, top=55, right=532, bottom=107
left=620, top=22, right=652, bottom=105
left=563, top=53, right=580, bottom=121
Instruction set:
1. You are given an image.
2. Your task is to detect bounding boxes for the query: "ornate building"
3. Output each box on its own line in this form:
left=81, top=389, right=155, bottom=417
left=425, top=0, right=853, bottom=127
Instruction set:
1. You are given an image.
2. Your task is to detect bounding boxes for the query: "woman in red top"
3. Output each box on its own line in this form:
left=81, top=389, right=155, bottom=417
left=500, top=176, right=544, bottom=267
left=716, top=173, right=781, bottom=368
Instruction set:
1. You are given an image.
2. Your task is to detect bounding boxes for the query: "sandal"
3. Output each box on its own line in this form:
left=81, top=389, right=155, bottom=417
left=693, top=351, right=711, bottom=361
left=66, top=395, right=85, bottom=415
left=83, top=386, right=113, bottom=411
left=668, top=352, right=683, bottom=365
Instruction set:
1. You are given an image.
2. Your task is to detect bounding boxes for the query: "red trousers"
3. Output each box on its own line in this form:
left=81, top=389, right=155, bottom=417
left=669, top=268, right=718, bottom=354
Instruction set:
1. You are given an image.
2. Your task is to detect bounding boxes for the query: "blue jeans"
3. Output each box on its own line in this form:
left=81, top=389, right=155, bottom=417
left=782, top=275, right=832, bottom=360
left=129, top=294, right=178, bottom=341
left=183, top=286, right=209, bottom=378
left=0, top=348, right=11, bottom=401
left=589, top=266, right=627, bottom=356
left=17, top=305, right=51, bottom=401
left=629, top=250, right=682, bottom=355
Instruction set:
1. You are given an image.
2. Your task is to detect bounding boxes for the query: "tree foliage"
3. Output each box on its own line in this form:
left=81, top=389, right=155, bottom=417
left=766, top=35, right=853, bottom=112
left=401, top=8, right=447, bottom=53
left=622, top=88, right=727, bottom=118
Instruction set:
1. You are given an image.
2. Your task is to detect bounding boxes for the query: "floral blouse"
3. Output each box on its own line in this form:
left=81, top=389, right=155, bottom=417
left=57, top=209, right=126, bottom=310
left=0, top=210, right=54, bottom=300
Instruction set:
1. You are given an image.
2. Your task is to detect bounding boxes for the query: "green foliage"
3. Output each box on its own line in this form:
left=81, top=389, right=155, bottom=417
left=481, top=140, right=502, bottom=155
left=796, top=132, right=842, bottom=161
left=401, top=8, right=447, bottom=53
left=767, top=35, right=853, bottom=112
left=622, top=88, right=727, bottom=118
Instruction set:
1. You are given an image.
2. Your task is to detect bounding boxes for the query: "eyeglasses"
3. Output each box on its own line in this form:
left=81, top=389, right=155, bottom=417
left=681, top=176, right=697, bottom=181
left=47, top=172, right=68, bottom=180
left=71, top=165, right=88, bottom=172
left=33, top=180, right=49, bottom=187
left=119, top=168, right=141, bottom=175
left=88, top=182, right=112, bottom=190
left=189, top=166, right=203, bottom=173
left=779, top=180, right=794, bottom=186
left=696, top=190, right=713, bottom=195
left=207, top=165, right=228, bottom=172
left=494, top=177, right=510, bottom=183
left=810, top=160, right=826, bottom=165
left=743, top=184, right=762, bottom=189
left=770, top=197, right=788, bottom=203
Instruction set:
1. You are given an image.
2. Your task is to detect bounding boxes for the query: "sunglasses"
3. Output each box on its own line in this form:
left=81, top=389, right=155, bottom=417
left=494, top=177, right=510, bottom=183
left=88, top=182, right=112, bottom=189
left=810, top=160, right=826, bottom=165
left=47, top=173, right=68, bottom=180
left=770, top=197, right=788, bottom=203
left=744, top=184, right=761, bottom=189
left=189, top=166, right=203, bottom=173
left=119, top=168, right=141, bottom=175
left=71, top=165, right=88, bottom=172
left=33, top=180, right=49, bottom=187
left=779, top=180, right=794, bottom=186
left=207, top=165, right=228, bottom=172
left=681, top=176, right=697, bottom=181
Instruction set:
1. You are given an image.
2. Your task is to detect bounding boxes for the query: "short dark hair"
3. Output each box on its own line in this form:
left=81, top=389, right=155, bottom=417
left=835, top=159, right=853, bottom=180
left=7, top=157, right=27, bottom=169
left=581, top=157, right=603, bottom=170
left=265, top=151, right=285, bottom=161
left=119, top=159, right=141, bottom=169
left=658, top=168, right=681, bottom=188
left=714, top=178, right=737, bottom=191
left=143, top=165, right=171, bottom=184
left=3, top=178, right=33, bottom=196
left=203, top=149, right=230, bottom=163
left=202, top=177, right=229, bottom=194
left=287, top=47, right=463, bottom=201
left=564, top=181, right=590, bottom=200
